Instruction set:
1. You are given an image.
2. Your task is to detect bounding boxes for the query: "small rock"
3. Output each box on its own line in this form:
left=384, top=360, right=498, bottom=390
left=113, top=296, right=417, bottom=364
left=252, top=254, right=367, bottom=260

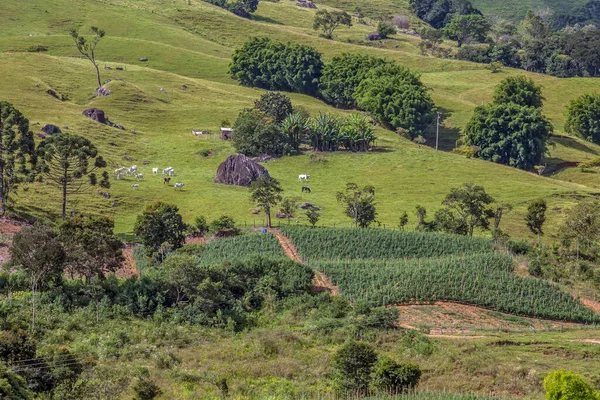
left=63, top=126, right=69, bottom=129
left=139, top=57, right=148, bottom=62
left=104, top=79, right=112, bottom=84
left=251, top=209, right=260, bottom=215
left=113, top=124, right=125, bottom=130
left=366, top=32, right=382, bottom=41
left=95, top=86, right=112, bottom=97
left=276, top=211, right=287, bottom=219
left=123, top=155, right=132, bottom=161
left=131, top=130, right=136, bottom=134
left=181, top=85, right=188, bottom=90
left=36, top=132, right=46, bottom=139
left=46, top=89, right=60, bottom=99
left=300, top=202, right=321, bottom=210
left=99, top=191, right=111, bottom=199
left=41, top=124, right=61, bottom=135
left=83, top=108, right=107, bottom=124
left=109, top=142, right=117, bottom=147
left=142, top=161, right=150, bottom=165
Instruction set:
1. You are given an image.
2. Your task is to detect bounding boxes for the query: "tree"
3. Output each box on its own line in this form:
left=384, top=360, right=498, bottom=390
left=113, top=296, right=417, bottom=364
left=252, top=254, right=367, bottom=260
left=336, top=183, right=377, bottom=228
left=210, top=215, right=239, bottom=237
left=543, top=369, right=600, bottom=400
left=254, top=92, right=293, bottom=123
left=415, top=205, right=427, bottom=231
left=492, top=76, right=543, bottom=108
left=229, top=0, right=260, bottom=18
left=464, top=102, right=552, bottom=170
left=313, top=10, right=352, bottom=39
left=525, top=199, right=547, bottom=244
left=377, top=21, right=396, bottom=39
left=162, top=254, right=202, bottom=304
left=229, top=37, right=323, bottom=96
left=70, top=27, right=105, bottom=88
left=521, top=10, right=552, bottom=40
left=354, top=65, right=436, bottom=136
left=434, top=183, right=495, bottom=236
left=37, top=134, right=106, bottom=219
left=133, top=377, right=162, bottom=400
left=232, top=109, right=285, bottom=157
left=10, top=224, right=65, bottom=331
left=409, top=0, right=482, bottom=29
left=565, top=93, right=600, bottom=144
left=560, top=200, right=600, bottom=258
left=250, top=177, right=283, bottom=228
left=332, top=341, right=378, bottom=395
left=280, top=197, right=299, bottom=224
left=0, top=361, right=33, bottom=400
left=0, top=102, right=35, bottom=214
left=134, top=202, right=186, bottom=257
left=399, top=211, right=409, bottom=230
left=306, top=208, right=321, bottom=227
left=373, top=358, right=421, bottom=393
left=443, top=14, right=490, bottom=47
left=57, top=216, right=123, bottom=280
left=192, top=216, right=209, bottom=237
left=492, top=202, right=512, bottom=230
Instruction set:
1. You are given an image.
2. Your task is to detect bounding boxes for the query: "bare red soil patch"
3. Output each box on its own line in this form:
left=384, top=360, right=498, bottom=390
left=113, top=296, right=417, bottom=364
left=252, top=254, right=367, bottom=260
left=0, top=217, right=28, bottom=265
left=580, top=297, right=600, bottom=316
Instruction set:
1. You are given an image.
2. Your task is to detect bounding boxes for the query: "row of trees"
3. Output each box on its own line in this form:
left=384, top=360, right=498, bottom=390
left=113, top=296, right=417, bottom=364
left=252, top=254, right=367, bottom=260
left=232, top=93, right=377, bottom=156
left=0, top=102, right=108, bottom=218
left=229, top=39, right=436, bottom=137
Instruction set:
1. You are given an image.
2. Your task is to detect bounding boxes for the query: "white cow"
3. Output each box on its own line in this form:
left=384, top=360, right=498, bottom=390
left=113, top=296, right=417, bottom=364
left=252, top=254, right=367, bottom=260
left=168, top=169, right=175, bottom=176
left=130, top=165, right=138, bottom=172
left=298, top=174, right=310, bottom=181
left=174, top=183, right=184, bottom=190
left=116, top=173, right=123, bottom=180
left=191, top=129, right=204, bottom=137
left=136, top=173, right=143, bottom=180
left=152, top=168, right=159, bottom=175
left=163, top=167, right=173, bottom=175
left=131, top=184, right=139, bottom=189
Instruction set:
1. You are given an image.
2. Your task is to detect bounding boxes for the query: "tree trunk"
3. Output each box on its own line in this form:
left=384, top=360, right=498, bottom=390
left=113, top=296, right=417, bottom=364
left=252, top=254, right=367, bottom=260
left=31, top=282, right=37, bottom=332
left=265, top=205, right=271, bottom=228
left=62, top=166, right=68, bottom=219
left=94, top=62, right=102, bottom=88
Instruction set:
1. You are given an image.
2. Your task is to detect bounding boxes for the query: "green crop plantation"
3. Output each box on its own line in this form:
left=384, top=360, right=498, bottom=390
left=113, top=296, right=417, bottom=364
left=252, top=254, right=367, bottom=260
left=196, top=232, right=286, bottom=264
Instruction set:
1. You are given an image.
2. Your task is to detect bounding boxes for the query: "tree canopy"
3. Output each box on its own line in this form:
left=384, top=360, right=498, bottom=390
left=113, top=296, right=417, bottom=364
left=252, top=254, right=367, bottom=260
left=254, top=92, right=293, bottom=123
left=565, top=93, right=600, bottom=144
left=433, top=183, right=495, bottom=236
left=492, top=76, right=544, bottom=108
left=443, top=14, right=490, bottom=47
left=313, top=10, right=352, bottom=39
left=336, top=183, right=377, bottom=228
left=250, top=177, right=283, bottom=228
left=232, top=109, right=286, bottom=157
left=134, top=202, right=186, bottom=257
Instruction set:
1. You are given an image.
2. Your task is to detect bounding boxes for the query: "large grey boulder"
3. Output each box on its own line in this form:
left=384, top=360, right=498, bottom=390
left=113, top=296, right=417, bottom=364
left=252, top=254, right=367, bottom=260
left=214, top=154, right=271, bottom=187
left=83, top=108, right=107, bottom=124
left=41, top=124, right=61, bottom=135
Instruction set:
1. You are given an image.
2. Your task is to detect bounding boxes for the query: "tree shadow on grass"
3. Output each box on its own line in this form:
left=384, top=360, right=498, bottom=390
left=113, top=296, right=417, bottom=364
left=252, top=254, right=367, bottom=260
left=252, top=15, right=284, bottom=25
left=551, top=134, right=600, bottom=156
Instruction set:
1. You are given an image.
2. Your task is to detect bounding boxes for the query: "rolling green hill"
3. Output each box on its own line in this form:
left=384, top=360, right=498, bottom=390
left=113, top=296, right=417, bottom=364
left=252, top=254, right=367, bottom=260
left=2, top=0, right=600, bottom=240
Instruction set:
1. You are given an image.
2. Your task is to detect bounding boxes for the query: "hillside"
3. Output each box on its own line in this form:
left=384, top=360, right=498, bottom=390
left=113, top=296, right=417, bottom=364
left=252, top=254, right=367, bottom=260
left=470, top=0, right=587, bottom=21
left=1, top=0, right=600, bottom=241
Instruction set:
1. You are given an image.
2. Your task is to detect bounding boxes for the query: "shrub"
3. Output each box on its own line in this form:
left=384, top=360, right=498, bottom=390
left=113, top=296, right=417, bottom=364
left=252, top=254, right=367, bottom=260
left=455, top=45, right=491, bottom=63
left=27, top=44, right=48, bottom=52
left=373, top=358, right=421, bottom=393
left=232, top=109, right=285, bottom=157
left=332, top=341, right=378, bottom=395
left=209, top=215, right=239, bottom=237
left=566, top=93, right=600, bottom=144
left=492, top=76, right=543, bottom=108
left=543, top=369, right=600, bottom=400
left=377, top=21, right=396, bottom=38
left=133, top=377, right=162, bottom=400
left=254, top=92, right=293, bottom=123
left=392, top=15, right=410, bottom=29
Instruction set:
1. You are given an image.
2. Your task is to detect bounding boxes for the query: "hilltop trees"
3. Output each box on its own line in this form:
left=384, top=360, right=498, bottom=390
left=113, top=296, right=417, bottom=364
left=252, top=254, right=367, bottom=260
left=70, top=27, right=105, bottom=88
left=565, top=93, right=600, bottom=144
left=0, top=101, right=36, bottom=214
left=230, top=37, right=323, bottom=96
left=409, top=0, right=482, bottom=29
left=313, top=10, right=352, bottom=39
left=36, top=134, right=106, bottom=219
left=337, top=183, right=377, bottom=228
left=203, top=0, right=260, bottom=18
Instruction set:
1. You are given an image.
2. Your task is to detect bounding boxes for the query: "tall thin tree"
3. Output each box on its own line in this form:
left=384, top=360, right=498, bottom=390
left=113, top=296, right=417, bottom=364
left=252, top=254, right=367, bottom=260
left=37, top=134, right=106, bottom=219
left=70, top=27, right=106, bottom=88
left=0, top=102, right=35, bottom=214
left=250, top=177, right=283, bottom=228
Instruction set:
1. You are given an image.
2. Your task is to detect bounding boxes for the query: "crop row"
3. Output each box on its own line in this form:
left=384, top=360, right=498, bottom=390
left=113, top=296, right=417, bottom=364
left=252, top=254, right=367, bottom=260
left=280, top=226, right=495, bottom=261
left=196, top=232, right=285, bottom=264
left=315, top=253, right=600, bottom=324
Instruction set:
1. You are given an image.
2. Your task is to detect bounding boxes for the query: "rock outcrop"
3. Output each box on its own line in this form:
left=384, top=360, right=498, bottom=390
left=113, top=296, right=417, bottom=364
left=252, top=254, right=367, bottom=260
left=41, top=124, right=61, bottom=135
left=214, top=154, right=271, bottom=187
left=83, top=108, right=125, bottom=130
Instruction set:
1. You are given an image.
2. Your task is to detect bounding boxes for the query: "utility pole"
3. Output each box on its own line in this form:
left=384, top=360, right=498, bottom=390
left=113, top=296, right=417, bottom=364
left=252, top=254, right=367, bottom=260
left=435, top=112, right=441, bottom=151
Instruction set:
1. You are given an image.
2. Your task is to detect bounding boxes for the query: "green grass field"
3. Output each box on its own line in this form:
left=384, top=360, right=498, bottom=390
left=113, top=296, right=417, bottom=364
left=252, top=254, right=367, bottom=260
left=1, top=0, right=600, bottom=242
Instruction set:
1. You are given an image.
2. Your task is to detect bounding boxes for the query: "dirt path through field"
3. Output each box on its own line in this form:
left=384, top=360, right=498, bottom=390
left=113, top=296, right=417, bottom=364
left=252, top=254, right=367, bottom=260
left=268, top=228, right=340, bottom=296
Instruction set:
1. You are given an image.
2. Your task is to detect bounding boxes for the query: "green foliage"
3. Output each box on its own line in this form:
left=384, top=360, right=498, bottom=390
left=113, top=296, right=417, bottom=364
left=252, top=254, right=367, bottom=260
left=192, top=216, right=209, bottom=237
left=443, top=14, right=490, bottom=47
left=409, top=0, right=482, bottom=29
left=319, top=53, right=388, bottom=108
left=433, top=183, right=495, bottom=236
left=194, top=233, right=285, bottom=264
left=332, top=341, right=378, bottom=395
left=399, top=211, right=409, bottom=230
left=377, top=21, right=396, bottom=38
left=492, top=76, right=544, bottom=108
left=230, top=37, right=323, bottom=95
left=525, top=199, right=547, bottom=240
left=336, top=183, right=377, bottom=228
left=250, top=177, right=283, bottom=228
left=133, top=202, right=186, bottom=256
left=0, top=101, right=36, bottom=214
left=280, top=197, right=300, bottom=224
left=560, top=200, right=600, bottom=254
left=464, top=102, right=552, bottom=170
left=201, top=0, right=260, bottom=18
left=313, top=10, right=352, bottom=39
left=280, top=113, right=307, bottom=155
left=565, top=93, right=600, bottom=144
left=354, top=65, right=435, bottom=136
left=306, top=208, right=321, bottom=227
left=254, top=92, right=293, bottom=123
left=209, top=215, right=239, bottom=237
left=543, top=369, right=600, bottom=400
left=373, top=358, right=422, bottom=393
left=133, top=377, right=161, bottom=400
left=0, top=361, right=33, bottom=400
left=304, top=113, right=376, bottom=152
left=69, top=26, right=105, bottom=87
left=232, top=109, right=285, bottom=157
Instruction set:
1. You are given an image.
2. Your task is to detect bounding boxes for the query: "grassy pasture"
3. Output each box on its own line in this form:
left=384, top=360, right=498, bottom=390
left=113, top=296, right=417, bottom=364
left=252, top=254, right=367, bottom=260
left=1, top=0, right=600, bottom=240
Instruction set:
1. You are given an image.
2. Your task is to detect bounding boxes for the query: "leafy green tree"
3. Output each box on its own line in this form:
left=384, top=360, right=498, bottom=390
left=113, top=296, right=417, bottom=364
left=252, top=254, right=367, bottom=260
left=443, top=14, right=490, bottom=47
left=232, top=109, right=285, bottom=157
left=521, top=10, right=552, bottom=40
left=319, top=53, right=388, bottom=108
left=250, top=177, right=283, bottom=228
left=0, top=101, right=36, bottom=214
left=229, top=0, right=260, bottom=18
left=0, top=361, right=33, bottom=400
left=70, top=27, right=105, bottom=88
left=313, top=10, right=352, bottom=39
left=492, top=76, right=544, bottom=108
left=332, top=341, right=378, bottom=395
left=434, top=183, right=495, bottom=236
left=377, top=21, right=396, bottom=38
left=399, top=211, right=409, bottom=230
left=230, top=37, right=323, bottom=95
left=57, top=216, right=123, bottom=280
left=337, top=183, right=377, bottom=228
left=354, top=65, right=435, bottom=136
left=210, top=215, right=239, bottom=236
left=280, top=112, right=308, bottom=154
left=306, top=208, right=321, bottom=227
left=565, top=93, right=600, bottom=144
left=37, top=134, right=106, bottom=219
left=464, top=102, right=552, bottom=170
left=543, top=369, right=600, bottom=400
left=254, top=92, right=293, bottom=123
left=525, top=199, right=547, bottom=244
left=10, top=224, right=65, bottom=331
left=280, top=197, right=299, bottom=224
left=560, top=200, right=600, bottom=258
left=134, top=202, right=186, bottom=257
left=373, top=358, right=421, bottom=393
left=162, top=254, right=202, bottom=304
left=409, top=0, right=482, bottom=29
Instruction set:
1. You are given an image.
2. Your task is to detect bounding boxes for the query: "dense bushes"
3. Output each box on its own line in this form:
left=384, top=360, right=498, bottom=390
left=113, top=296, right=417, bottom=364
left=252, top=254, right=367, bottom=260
left=566, top=93, right=600, bottom=144
left=229, top=37, right=323, bottom=96
left=233, top=109, right=287, bottom=156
